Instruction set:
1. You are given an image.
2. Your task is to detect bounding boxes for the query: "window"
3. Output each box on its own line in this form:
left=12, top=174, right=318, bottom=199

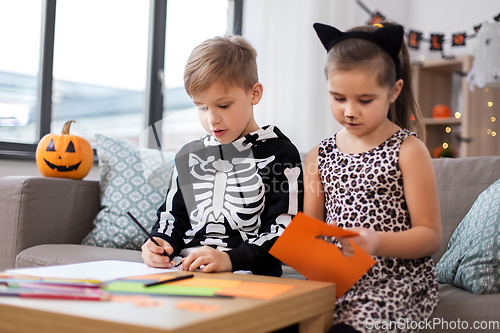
left=162, top=0, right=229, bottom=151
left=0, top=0, right=241, bottom=159
left=51, top=0, right=149, bottom=146
left=0, top=0, right=42, bottom=144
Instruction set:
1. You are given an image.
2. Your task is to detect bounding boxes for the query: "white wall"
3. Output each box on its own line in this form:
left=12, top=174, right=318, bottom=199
left=243, top=0, right=499, bottom=152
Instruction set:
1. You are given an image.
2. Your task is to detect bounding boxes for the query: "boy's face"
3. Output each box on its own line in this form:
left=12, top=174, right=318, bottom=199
left=193, top=81, right=263, bottom=144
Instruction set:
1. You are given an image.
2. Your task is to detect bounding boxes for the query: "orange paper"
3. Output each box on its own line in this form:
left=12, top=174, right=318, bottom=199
left=170, top=278, right=241, bottom=288
left=176, top=301, right=221, bottom=313
left=270, top=212, right=375, bottom=298
left=215, top=281, right=294, bottom=299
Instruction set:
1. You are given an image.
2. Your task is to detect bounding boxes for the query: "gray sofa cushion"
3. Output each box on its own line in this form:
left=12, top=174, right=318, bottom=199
left=16, top=244, right=143, bottom=268
left=420, top=284, right=500, bottom=333
left=0, top=176, right=100, bottom=271
left=431, top=156, right=500, bottom=263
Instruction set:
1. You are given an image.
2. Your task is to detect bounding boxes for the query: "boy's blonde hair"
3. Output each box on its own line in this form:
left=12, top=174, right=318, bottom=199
left=184, top=35, right=259, bottom=97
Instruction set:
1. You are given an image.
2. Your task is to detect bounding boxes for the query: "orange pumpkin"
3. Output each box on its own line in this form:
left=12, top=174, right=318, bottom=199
left=36, top=120, right=94, bottom=179
left=432, top=105, right=451, bottom=119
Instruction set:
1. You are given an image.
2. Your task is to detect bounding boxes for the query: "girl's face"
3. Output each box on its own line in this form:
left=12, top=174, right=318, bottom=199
left=327, top=67, right=402, bottom=138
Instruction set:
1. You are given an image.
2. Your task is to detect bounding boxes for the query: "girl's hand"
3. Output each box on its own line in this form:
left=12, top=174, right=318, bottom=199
left=336, top=227, right=380, bottom=257
left=141, top=237, right=174, bottom=268
left=180, top=246, right=232, bottom=273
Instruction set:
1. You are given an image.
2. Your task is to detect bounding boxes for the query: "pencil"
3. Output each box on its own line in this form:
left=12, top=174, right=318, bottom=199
left=126, top=211, right=172, bottom=259
left=144, top=274, right=195, bottom=287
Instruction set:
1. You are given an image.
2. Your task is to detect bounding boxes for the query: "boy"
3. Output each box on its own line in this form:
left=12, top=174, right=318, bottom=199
left=142, top=35, right=303, bottom=276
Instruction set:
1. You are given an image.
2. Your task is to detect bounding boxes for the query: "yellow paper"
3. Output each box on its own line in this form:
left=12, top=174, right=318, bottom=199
left=270, top=212, right=375, bottom=298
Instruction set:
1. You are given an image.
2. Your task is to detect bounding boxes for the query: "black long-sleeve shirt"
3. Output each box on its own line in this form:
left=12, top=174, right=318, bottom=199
left=151, top=125, right=303, bottom=276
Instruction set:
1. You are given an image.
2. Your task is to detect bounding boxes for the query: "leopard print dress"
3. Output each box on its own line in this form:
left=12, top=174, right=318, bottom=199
left=318, top=129, right=439, bottom=333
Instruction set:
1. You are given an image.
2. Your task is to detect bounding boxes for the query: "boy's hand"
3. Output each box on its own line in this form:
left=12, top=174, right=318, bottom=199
left=141, top=237, right=174, bottom=268
left=180, top=246, right=232, bottom=273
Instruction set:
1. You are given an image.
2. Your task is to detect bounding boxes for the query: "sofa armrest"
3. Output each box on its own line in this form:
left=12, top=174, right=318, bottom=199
left=0, top=176, right=100, bottom=271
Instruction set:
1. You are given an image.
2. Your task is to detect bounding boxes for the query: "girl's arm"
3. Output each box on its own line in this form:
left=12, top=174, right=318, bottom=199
left=303, top=144, right=326, bottom=221
left=348, top=136, right=441, bottom=259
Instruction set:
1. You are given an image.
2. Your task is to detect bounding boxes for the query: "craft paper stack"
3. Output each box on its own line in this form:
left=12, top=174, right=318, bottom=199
left=1, top=261, right=296, bottom=301
left=103, top=274, right=295, bottom=299
left=0, top=274, right=108, bottom=301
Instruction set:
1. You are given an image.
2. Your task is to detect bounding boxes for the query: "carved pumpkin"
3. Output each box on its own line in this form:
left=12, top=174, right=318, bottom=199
left=36, top=120, right=94, bottom=179
left=433, top=145, right=456, bottom=158
left=432, top=104, right=451, bottom=119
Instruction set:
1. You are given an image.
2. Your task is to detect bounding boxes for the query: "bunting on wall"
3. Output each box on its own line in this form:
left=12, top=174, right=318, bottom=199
left=408, top=31, right=422, bottom=49
left=368, top=11, right=385, bottom=26
left=355, top=0, right=500, bottom=54
left=430, top=34, right=445, bottom=51
left=452, top=33, right=467, bottom=47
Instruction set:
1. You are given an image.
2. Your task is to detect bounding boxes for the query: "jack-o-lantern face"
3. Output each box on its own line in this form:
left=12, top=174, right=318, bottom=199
left=36, top=120, right=94, bottom=179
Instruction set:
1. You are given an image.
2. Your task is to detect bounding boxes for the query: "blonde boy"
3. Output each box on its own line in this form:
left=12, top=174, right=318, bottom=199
left=142, top=35, right=303, bottom=276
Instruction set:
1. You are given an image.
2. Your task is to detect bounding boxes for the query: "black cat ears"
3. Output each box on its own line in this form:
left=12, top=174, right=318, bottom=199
left=313, top=23, right=404, bottom=80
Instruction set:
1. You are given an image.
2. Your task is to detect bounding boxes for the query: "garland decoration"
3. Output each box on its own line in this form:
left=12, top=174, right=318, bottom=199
left=355, top=0, right=499, bottom=54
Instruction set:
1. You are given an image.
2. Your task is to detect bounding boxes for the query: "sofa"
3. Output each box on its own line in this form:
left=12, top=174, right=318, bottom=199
left=1, top=155, right=500, bottom=332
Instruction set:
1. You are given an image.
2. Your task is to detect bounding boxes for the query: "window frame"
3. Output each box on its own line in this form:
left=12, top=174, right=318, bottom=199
left=0, top=0, right=243, bottom=160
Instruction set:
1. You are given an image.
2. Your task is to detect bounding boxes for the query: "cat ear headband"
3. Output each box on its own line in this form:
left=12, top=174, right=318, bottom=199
left=313, top=23, right=404, bottom=80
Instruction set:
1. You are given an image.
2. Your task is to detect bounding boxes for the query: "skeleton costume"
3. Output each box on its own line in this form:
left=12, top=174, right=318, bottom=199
left=151, top=125, right=303, bottom=276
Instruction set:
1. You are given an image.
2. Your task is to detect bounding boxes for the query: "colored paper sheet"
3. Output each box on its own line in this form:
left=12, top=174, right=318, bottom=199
left=168, top=278, right=241, bottom=288
left=7, top=282, right=101, bottom=292
left=103, top=281, right=221, bottom=297
left=0, top=285, right=109, bottom=301
left=124, top=275, right=241, bottom=288
left=0, top=278, right=101, bottom=289
left=215, top=281, right=294, bottom=300
left=269, top=212, right=375, bottom=298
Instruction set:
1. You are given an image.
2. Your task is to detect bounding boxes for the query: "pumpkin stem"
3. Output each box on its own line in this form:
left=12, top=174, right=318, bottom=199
left=62, top=120, right=76, bottom=134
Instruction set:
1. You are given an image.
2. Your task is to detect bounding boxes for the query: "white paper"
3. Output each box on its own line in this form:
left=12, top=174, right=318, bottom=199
left=6, top=260, right=179, bottom=282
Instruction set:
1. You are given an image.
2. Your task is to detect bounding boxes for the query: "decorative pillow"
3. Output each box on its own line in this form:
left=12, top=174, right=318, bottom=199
left=82, top=134, right=175, bottom=250
left=436, top=178, right=500, bottom=294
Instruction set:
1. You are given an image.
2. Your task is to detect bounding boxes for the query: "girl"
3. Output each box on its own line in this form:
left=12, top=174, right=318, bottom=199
left=304, top=22, right=441, bottom=333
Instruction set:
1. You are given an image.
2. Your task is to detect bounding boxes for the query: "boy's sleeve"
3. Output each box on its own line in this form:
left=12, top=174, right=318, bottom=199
left=150, top=161, right=191, bottom=255
left=226, top=145, right=304, bottom=276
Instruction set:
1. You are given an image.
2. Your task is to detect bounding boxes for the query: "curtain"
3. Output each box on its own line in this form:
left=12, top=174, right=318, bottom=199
left=242, top=0, right=353, bottom=153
